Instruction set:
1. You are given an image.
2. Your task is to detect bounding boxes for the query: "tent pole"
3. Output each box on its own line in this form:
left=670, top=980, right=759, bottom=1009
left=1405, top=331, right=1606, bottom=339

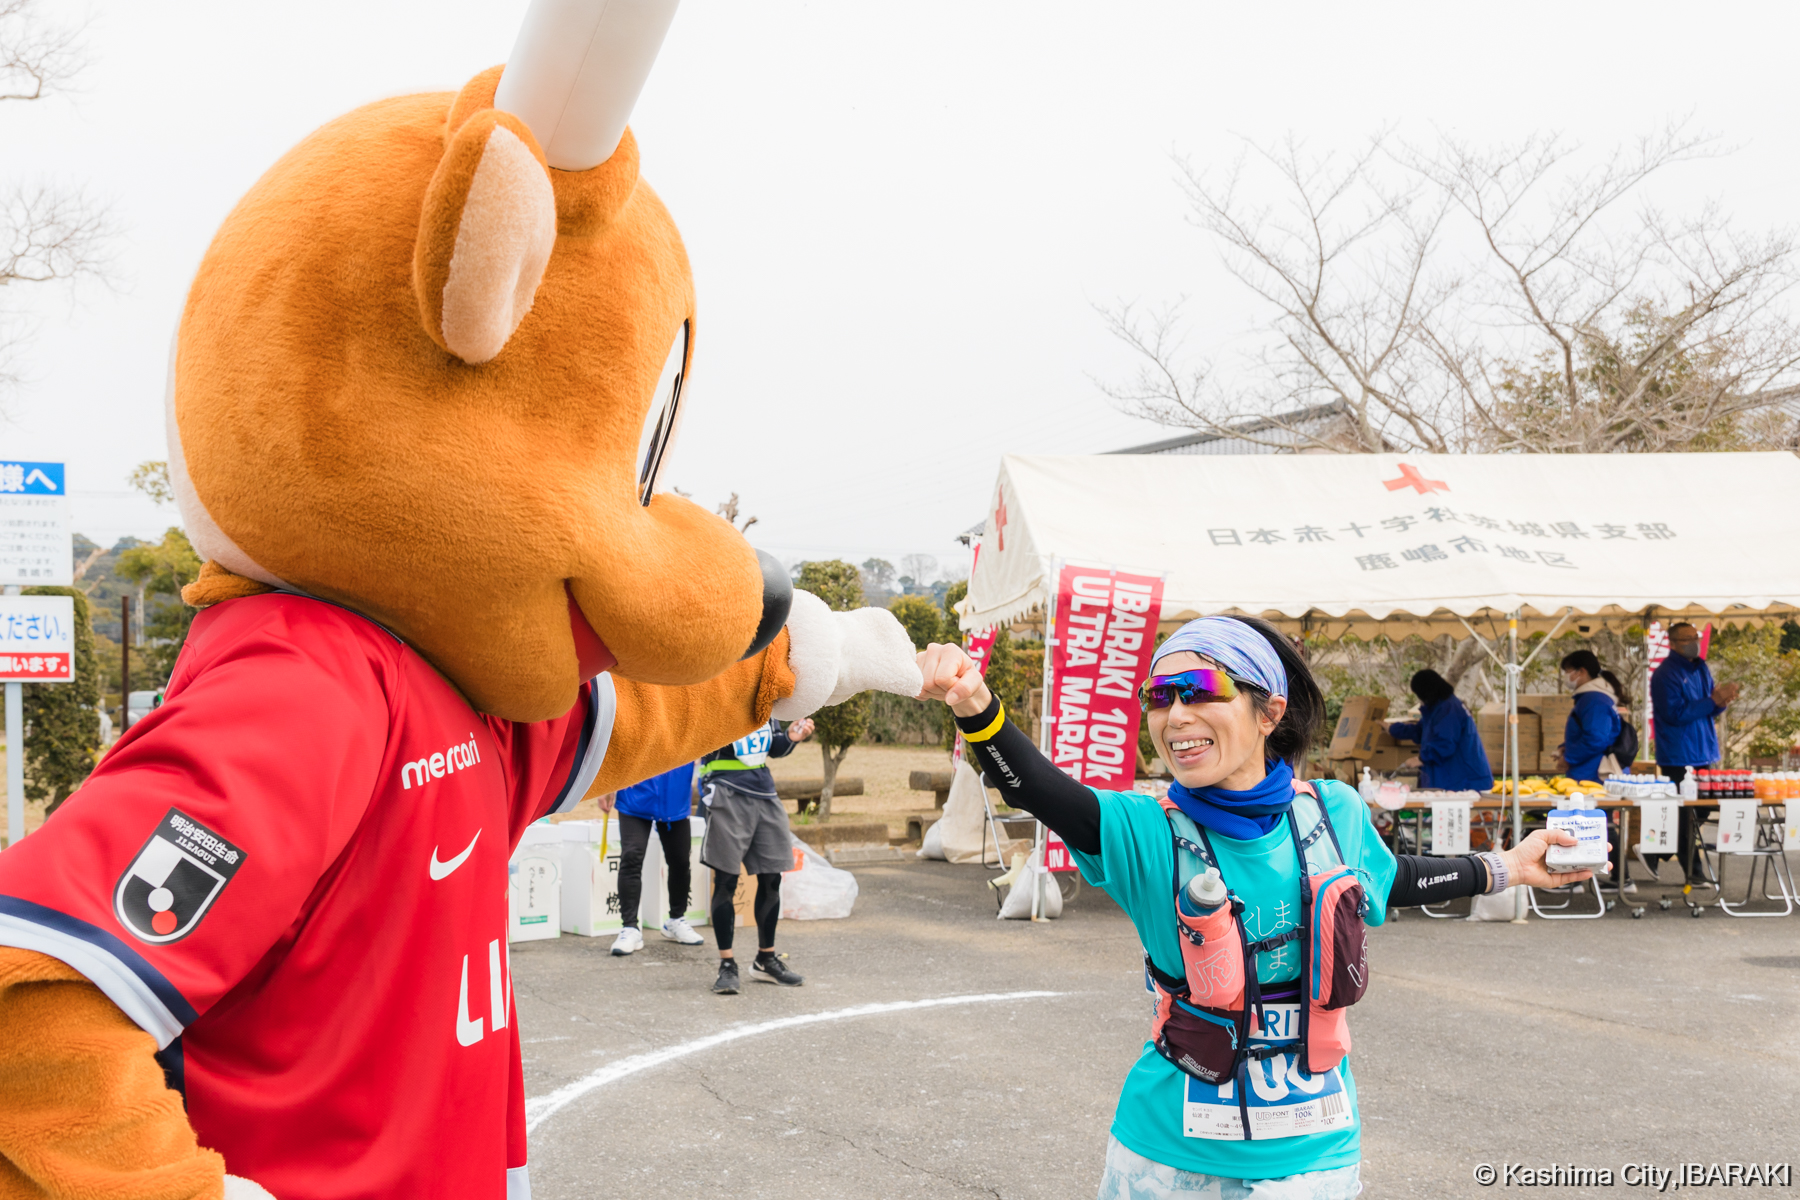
left=1033, top=559, right=1058, bottom=922
left=1508, top=610, right=1527, bottom=923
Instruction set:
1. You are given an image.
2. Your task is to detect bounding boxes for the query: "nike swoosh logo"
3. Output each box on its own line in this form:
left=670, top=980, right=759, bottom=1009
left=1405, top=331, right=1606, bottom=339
left=429, top=830, right=481, bottom=881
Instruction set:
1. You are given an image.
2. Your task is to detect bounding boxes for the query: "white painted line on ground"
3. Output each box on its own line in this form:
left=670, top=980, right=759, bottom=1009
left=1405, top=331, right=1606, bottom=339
left=524, top=990, right=1064, bottom=1132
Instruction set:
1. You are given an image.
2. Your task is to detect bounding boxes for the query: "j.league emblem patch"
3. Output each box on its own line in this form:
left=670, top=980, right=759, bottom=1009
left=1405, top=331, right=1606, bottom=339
left=114, top=808, right=246, bottom=944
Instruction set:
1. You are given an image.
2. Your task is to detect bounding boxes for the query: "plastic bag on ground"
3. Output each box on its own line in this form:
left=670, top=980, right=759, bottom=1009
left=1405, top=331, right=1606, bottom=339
left=1467, top=885, right=1520, bottom=922
left=997, top=843, right=1064, bottom=920
left=935, top=758, right=1030, bottom=865
left=918, top=817, right=946, bottom=861
left=779, top=839, right=859, bottom=920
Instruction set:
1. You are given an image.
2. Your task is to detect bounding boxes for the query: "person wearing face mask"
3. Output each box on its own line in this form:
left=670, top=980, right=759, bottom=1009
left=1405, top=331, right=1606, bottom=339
left=1387, top=669, right=1492, bottom=793
left=915, top=615, right=1592, bottom=1200
left=1556, top=650, right=1622, bottom=782
left=1650, top=623, right=1740, bottom=882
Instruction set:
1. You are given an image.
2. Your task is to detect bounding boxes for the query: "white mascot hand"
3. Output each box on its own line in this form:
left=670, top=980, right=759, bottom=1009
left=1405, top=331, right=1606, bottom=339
left=224, top=1177, right=277, bottom=1200
left=772, top=590, right=926, bottom=719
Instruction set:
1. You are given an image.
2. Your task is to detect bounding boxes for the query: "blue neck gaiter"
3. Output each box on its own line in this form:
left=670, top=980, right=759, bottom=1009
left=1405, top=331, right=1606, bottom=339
left=1168, top=758, right=1296, bottom=840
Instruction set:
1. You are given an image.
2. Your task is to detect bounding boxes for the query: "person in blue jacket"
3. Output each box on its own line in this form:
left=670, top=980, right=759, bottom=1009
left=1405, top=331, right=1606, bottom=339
left=1557, top=650, right=1622, bottom=782
left=1651, top=623, right=1741, bottom=881
left=1388, top=669, right=1493, bottom=792
left=607, top=761, right=704, bottom=956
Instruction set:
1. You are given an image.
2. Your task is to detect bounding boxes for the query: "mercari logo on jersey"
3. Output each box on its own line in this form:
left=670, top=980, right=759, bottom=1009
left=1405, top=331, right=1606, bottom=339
left=114, top=808, right=247, bottom=943
left=401, top=733, right=483, bottom=790
left=730, top=725, right=772, bottom=768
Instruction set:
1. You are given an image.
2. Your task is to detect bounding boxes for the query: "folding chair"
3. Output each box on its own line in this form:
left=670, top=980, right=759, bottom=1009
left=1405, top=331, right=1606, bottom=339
left=1526, top=874, right=1607, bottom=919
left=1698, top=803, right=1795, bottom=918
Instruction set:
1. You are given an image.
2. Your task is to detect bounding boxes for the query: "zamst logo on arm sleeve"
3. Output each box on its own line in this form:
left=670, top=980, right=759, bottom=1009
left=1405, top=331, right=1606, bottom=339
left=1046, top=565, right=1166, bottom=791
left=114, top=809, right=248, bottom=943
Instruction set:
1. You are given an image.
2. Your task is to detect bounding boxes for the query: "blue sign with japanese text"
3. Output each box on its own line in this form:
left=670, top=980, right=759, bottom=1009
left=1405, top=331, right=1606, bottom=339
left=0, top=462, right=64, bottom=495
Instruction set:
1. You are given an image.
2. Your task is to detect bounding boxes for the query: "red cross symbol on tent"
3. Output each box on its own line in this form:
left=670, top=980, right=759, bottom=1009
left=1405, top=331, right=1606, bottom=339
left=992, top=489, right=1009, bottom=551
left=1382, top=463, right=1448, bottom=495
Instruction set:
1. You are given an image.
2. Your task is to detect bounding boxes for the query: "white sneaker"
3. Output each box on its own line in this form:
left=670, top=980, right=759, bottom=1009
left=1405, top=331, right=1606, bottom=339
left=1620, top=881, right=1639, bottom=895
left=610, top=926, right=643, bottom=956
left=661, top=917, right=704, bottom=946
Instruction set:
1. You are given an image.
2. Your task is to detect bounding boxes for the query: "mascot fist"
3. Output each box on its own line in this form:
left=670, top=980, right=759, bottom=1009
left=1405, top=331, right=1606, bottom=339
left=772, top=591, right=926, bottom=718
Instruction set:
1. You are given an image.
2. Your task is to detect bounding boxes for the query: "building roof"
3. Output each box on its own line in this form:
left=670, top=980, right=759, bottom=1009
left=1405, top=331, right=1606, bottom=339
left=1106, top=400, right=1358, bottom=456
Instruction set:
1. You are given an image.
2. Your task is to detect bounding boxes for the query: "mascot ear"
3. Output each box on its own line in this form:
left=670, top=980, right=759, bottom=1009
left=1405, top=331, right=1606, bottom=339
left=413, top=109, right=557, bottom=365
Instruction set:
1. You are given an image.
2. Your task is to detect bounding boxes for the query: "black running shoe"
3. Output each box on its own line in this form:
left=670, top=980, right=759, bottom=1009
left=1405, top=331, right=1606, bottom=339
left=752, top=952, right=804, bottom=987
left=712, top=959, right=740, bottom=995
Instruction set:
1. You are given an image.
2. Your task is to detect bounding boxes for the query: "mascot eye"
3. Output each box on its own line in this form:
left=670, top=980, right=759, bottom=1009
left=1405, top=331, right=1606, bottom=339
left=636, top=319, right=689, bottom=506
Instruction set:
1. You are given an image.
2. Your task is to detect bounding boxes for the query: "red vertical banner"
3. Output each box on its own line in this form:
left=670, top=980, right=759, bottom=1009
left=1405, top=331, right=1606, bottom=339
left=1047, top=564, right=1165, bottom=791
left=966, top=628, right=997, bottom=674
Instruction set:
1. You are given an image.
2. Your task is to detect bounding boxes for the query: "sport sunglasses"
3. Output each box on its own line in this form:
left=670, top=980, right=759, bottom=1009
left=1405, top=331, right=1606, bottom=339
left=1139, top=668, right=1258, bottom=711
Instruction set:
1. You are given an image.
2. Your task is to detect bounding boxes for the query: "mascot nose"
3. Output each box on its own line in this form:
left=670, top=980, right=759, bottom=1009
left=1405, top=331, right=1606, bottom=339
left=743, top=549, right=793, bottom=660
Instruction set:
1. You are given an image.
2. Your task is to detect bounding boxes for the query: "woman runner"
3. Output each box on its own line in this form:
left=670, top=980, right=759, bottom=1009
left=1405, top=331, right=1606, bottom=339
left=916, top=616, right=1596, bottom=1199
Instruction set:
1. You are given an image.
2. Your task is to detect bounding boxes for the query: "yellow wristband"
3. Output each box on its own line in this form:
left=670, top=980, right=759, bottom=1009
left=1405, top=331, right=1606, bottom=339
left=964, top=703, right=1007, bottom=743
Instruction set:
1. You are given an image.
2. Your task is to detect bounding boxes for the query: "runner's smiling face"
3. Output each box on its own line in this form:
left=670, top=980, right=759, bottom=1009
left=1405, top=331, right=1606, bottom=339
left=1147, top=651, right=1285, bottom=790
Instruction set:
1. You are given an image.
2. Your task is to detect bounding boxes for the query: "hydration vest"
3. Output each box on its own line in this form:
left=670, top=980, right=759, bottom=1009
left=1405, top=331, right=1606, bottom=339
left=1145, top=780, right=1371, bottom=1107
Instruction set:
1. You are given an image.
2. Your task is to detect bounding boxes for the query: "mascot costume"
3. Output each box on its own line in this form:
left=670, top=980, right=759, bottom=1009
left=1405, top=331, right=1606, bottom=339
left=0, top=3, right=923, bottom=1197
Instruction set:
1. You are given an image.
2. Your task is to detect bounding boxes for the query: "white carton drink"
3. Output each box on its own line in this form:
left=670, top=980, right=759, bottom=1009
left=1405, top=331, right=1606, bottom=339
left=1545, top=805, right=1609, bottom=873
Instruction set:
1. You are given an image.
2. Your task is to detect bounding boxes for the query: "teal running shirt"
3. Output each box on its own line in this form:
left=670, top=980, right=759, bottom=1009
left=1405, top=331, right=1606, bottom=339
left=1070, top=780, right=1396, bottom=1178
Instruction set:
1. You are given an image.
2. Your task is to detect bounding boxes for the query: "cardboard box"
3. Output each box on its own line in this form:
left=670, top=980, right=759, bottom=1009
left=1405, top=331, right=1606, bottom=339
left=1365, top=745, right=1410, bottom=772
left=1537, top=750, right=1564, bottom=774
left=1329, top=696, right=1390, bottom=759
left=1478, top=706, right=1539, bottom=772
left=730, top=841, right=807, bottom=926
left=1520, top=695, right=1572, bottom=761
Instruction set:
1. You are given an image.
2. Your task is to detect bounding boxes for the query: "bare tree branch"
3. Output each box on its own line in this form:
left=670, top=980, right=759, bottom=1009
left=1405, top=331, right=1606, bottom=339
left=0, top=0, right=85, bottom=103
left=1103, top=122, right=1800, bottom=456
left=0, top=1, right=113, bottom=413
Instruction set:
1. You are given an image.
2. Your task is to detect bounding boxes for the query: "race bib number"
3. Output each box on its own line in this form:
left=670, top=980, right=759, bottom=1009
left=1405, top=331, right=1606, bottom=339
left=730, top=726, right=773, bottom=768
left=1181, top=1006, right=1354, bottom=1141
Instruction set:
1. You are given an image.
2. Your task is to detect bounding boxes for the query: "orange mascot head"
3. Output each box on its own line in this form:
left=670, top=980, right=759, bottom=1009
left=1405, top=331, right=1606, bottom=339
left=167, top=0, right=788, bottom=722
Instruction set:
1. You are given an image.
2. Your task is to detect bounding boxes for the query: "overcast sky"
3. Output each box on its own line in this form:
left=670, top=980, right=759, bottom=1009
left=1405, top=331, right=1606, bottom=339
left=9, top=1, right=1798, bottom=577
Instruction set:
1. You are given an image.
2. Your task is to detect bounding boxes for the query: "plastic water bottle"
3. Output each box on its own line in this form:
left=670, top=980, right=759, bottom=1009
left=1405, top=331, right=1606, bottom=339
left=1179, top=866, right=1229, bottom=917
left=1175, top=867, right=1243, bottom=1007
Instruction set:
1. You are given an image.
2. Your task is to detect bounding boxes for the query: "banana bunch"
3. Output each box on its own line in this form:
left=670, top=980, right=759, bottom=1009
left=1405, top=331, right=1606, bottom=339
left=1513, top=775, right=1606, bottom=798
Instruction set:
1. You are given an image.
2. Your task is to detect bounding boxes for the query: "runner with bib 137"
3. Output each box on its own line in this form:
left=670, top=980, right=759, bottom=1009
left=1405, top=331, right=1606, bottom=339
left=916, top=616, right=1600, bottom=1199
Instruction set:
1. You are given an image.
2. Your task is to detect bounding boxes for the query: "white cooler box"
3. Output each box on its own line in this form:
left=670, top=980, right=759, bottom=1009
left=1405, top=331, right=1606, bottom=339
left=508, top=822, right=562, bottom=943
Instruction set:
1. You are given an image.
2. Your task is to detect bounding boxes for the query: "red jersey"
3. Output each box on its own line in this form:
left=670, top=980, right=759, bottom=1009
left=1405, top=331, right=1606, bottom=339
left=0, top=594, right=615, bottom=1200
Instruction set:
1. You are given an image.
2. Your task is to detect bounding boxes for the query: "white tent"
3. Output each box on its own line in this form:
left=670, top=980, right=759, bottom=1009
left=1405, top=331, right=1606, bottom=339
left=961, top=452, right=1800, bottom=638
left=961, top=451, right=1800, bottom=919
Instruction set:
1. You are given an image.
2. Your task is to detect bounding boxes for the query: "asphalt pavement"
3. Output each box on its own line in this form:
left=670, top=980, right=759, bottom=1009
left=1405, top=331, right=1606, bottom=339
left=514, top=857, right=1800, bottom=1199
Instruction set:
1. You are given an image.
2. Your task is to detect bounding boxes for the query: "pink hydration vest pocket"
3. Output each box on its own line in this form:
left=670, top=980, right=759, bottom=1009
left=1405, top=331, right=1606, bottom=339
left=1148, top=779, right=1370, bottom=1094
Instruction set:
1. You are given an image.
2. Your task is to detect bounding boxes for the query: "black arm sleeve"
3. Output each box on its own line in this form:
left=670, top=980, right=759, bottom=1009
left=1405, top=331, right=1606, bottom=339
left=954, top=697, right=1102, bottom=855
left=767, top=722, right=796, bottom=759
left=1387, top=854, right=1490, bottom=907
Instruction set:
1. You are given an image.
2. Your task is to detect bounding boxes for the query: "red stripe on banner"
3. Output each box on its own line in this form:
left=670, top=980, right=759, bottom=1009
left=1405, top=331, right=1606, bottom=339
left=0, top=653, right=70, bottom=681
left=966, top=628, right=997, bottom=674
left=1047, top=565, right=1165, bottom=792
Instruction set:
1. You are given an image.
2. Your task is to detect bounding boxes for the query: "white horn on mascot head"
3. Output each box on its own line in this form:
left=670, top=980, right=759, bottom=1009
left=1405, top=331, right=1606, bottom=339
left=493, top=0, right=681, bottom=172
